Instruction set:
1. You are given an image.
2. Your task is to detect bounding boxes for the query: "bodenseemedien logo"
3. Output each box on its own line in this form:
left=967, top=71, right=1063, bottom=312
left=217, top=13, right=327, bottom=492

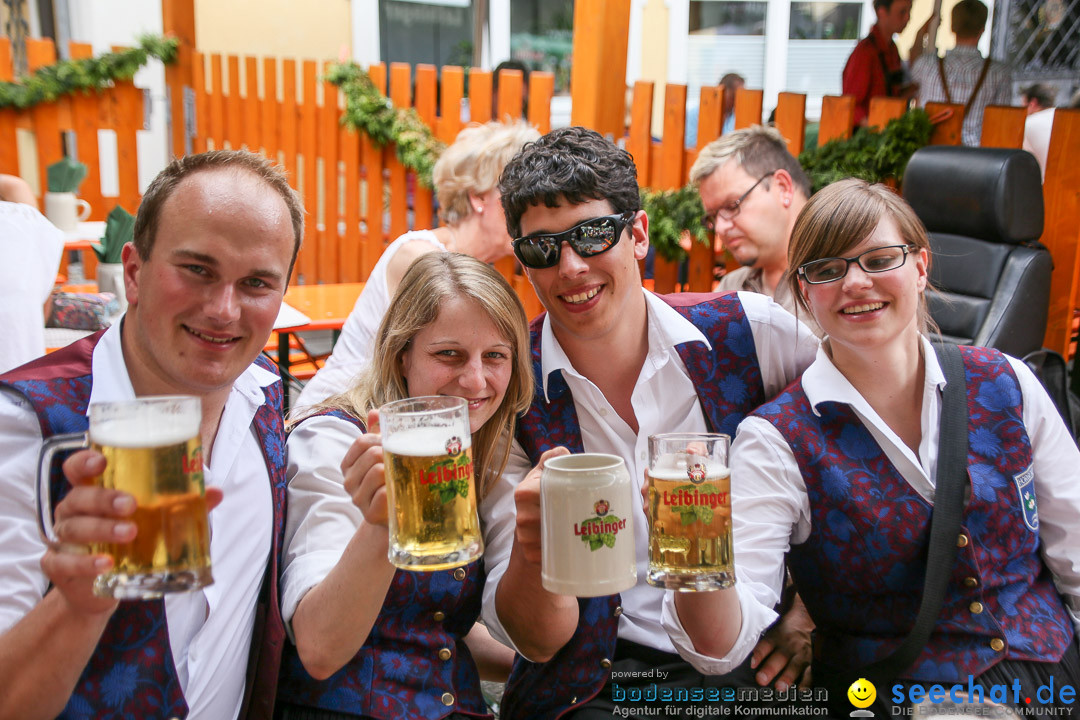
left=849, top=678, right=877, bottom=717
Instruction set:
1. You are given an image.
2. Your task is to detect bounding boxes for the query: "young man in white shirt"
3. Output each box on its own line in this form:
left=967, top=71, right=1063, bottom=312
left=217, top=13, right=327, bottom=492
left=480, top=126, right=820, bottom=719
left=0, top=149, right=304, bottom=720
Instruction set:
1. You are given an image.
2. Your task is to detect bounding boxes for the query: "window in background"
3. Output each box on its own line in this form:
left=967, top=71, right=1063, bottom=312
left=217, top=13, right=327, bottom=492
left=380, top=0, right=474, bottom=69
left=689, top=0, right=768, bottom=36
left=510, top=0, right=574, bottom=94
left=789, top=1, right=860, bottom=39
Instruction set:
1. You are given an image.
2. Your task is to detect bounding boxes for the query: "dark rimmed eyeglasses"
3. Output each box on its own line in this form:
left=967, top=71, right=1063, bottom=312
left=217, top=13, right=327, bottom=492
left=702, top=172, right=774, bottom=232
left=513, top=211, right=636, bottom=269
left=797, top=244, right=918, bottom=284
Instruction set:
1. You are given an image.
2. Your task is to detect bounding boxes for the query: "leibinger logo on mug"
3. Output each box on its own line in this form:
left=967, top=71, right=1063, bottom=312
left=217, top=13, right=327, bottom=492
left=573, top=498, right=628, bottom=552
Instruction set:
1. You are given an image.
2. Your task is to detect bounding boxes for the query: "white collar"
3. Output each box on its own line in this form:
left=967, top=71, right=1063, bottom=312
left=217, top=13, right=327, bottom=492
left=802, top=333, right=946, bottom=416
left=539, top=288, right=711, bottom=402
left=87, top=321, right=279, bottom=413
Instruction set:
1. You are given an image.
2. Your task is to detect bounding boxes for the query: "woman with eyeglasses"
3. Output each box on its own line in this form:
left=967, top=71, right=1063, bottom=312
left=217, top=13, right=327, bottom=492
left=276, top=253, right=534, bottom=719
left=296, top=121, right=540, bottom=409
left=663, top=179, right=1080, bottom=714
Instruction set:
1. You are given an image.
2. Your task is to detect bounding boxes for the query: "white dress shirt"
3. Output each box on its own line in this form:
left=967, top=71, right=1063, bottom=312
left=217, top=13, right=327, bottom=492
left=280, top=413, right=366, bottom=636
left=0, top=201, right=64, bottom=374
left=482, top=289, right=818, bottom=659
left=664, top=336, right=1080, bottom=674
left=0, top=323, right=276, bottom=720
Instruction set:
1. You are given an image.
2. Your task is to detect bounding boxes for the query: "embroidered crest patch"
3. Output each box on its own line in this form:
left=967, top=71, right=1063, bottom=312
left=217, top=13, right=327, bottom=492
left=1013, top=465, right=1038, bottom=531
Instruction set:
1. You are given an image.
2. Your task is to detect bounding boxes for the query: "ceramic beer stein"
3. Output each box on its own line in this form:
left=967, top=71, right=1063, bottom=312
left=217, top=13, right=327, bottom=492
left=44, top=191, right=91, bottom=232
left=540, top=453, right=637, bottom=597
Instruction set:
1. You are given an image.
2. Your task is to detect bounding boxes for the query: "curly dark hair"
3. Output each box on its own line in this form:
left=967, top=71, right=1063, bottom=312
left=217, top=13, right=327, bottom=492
left=498, top=126, right=641, bottom=238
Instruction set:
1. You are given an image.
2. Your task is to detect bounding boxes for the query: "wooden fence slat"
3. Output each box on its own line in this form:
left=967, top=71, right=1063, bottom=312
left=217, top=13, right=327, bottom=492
left=261, top=57, right=279, bottom=161
left=341, top=119, right=361, bottom=282
left=867, top=97, right=907, bottom=131
left=659, top=84, right=686, bottom=189
left=227, top=55, right=242, bottom=148
left=818, top=95, right=855, bottom=145
left=298, top=59, right=319, bottom=283
left=733, top=87, right=763, bottom=130
left=627, top=81, right=654, bottom=188
left=696, top=86, right=722, bottom=151
left=0, top=40, right=17, bottom=177
left=27, top=39, right=61, bottom=201
left=496, top=68, right=524, bottom=122
left=362, top=64, right=387, bottom=279
left=68, top=42, right=104, bottom=221
left=687, top=239, right=713, bottom=292
left=244, top=56, right=259, bottom=151
left=414, top=64, right=438, bottom=232
left=1041, top=109, right=1080, bottom=357
left=388, top=62, right=411, bottom=241
left=470, top=69, right=493, bottom=125
left=775, top=92, right=807, bottom=157
left=980, top=106, right=1026, bottom=149
left=193, top=50, right=208, bottom=153
left=926, top=102, right=964, bottom=146
left=209, top=54, right=225, bottom=150
left=320, top=73, right=340, bottom=283
left=281, top=59, right=299, bottom=186
left=112, top=61, right=142, bottom=218
left=528, top=71, right=555, bottom=135
left=438, top=66, right=465, bottom=143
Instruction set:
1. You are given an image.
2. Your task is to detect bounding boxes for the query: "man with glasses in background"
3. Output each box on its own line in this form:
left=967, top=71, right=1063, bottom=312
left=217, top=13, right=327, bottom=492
left=480, top=126, right=819, bottom=719
left=690, top=125, right=818, bottom=335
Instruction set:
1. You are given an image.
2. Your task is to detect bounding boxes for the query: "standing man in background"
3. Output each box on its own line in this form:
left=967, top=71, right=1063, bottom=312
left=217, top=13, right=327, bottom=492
left=911, top=0, right=1012, bottom=146
left=843, top=0, right=929, bottom=126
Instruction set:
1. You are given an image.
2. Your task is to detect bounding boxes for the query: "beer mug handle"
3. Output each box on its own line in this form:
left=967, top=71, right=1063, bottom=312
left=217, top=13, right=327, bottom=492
left=37, top=432, right=90, bottom=545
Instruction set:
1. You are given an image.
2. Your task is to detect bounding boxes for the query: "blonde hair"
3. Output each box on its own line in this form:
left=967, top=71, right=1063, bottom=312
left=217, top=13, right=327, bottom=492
left=786, top=178, right=937, bottom=335
left=308, top=253, right=534, bottom=498
left=433, top=121, right=541, bottom=226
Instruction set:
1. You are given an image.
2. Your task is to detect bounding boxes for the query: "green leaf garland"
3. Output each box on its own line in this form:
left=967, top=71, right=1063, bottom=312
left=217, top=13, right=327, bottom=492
left=640, top=184, right=711, bottom=263
left=326, top=61, right=445, bottom=189
left=0, top=35, right=178, bottom=111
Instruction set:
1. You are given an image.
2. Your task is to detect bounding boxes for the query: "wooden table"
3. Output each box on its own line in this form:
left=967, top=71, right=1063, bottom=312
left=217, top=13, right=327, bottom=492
left=276, top=282, right=365, bottom=410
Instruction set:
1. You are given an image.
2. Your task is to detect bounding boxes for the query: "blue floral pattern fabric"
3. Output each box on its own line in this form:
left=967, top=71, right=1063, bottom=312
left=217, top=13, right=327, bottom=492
left=1, top=336, right=289, bottom=720
left=276, top=410, right=491, bottom=720
left=753, top=344, right=1073, bottom=683
left=503, top=293, right=764, bottom=720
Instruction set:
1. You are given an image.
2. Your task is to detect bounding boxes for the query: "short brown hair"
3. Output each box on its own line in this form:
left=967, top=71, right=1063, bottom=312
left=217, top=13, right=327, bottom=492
left=787, top=178, right=936, bottom=334
left=134, top=149, right=304, bottom=274
left=951, top=0, right=988, bottom=38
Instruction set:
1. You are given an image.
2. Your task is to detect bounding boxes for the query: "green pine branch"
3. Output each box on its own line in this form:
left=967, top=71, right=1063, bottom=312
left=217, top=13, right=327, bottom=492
left=325, top=61, right=446, bottom=189
left=0, top=35, right=179, bottom=111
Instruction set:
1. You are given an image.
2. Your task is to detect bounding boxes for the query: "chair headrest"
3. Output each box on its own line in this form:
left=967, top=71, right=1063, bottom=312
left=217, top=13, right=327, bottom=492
left=902, top=146, right=1043, bottom=245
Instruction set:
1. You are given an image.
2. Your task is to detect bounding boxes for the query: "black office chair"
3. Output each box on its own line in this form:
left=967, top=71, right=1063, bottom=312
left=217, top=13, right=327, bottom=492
left=903, top=145, right=1077, bottom=439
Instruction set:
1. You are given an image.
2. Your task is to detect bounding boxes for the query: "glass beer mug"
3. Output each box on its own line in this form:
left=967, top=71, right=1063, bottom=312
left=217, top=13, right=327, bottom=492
left=380, top=395, right=484, bottom=571
left=540, top=453, right=637, bottom=597
left=646, top=432, right=734, bottom=590
left=37, top=395, right=213, bottom=599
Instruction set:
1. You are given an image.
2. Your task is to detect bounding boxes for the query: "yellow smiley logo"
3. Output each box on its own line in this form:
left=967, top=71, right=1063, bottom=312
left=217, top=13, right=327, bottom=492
left=848, top=678, right=877, bottom=709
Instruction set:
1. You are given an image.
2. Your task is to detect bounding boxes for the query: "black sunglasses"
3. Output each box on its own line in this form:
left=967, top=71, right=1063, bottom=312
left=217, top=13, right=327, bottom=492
left=513, top=212, right=636, bottom=269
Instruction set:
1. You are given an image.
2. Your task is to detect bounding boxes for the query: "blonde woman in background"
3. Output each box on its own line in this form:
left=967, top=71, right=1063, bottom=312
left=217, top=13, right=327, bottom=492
left=276, top=252, right=534, bottom=719
left=296, top=121, right=540, bottom=408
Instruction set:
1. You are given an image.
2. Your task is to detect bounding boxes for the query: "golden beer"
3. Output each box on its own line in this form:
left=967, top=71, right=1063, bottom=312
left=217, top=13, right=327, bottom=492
left=92, top=437, right=212, bottom=597
left=380, top=397, right=483, bottom=571
left=647, top=433, right=734, bottom=590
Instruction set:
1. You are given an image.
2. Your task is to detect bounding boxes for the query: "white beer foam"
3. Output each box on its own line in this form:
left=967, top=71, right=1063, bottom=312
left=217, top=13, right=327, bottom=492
left=649, top=460, right=729, bottom=481
left=383, top=426, right=472, bottom=457
left=91, top=412, right=199, bottom=448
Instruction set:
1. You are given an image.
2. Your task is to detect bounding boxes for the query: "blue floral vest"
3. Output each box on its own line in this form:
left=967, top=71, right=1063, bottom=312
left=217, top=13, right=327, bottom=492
left=0, top=332, right=289, bottom=720
left=276, top=410, right=491, bottom=719
left=752, top=344, right=1073, bottom=683
left=502, top=293, right=764, bottom=720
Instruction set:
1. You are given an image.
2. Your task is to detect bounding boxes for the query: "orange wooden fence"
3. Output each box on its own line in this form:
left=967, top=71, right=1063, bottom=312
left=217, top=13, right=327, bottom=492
left=2, top=37, right=1077, bottom=356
